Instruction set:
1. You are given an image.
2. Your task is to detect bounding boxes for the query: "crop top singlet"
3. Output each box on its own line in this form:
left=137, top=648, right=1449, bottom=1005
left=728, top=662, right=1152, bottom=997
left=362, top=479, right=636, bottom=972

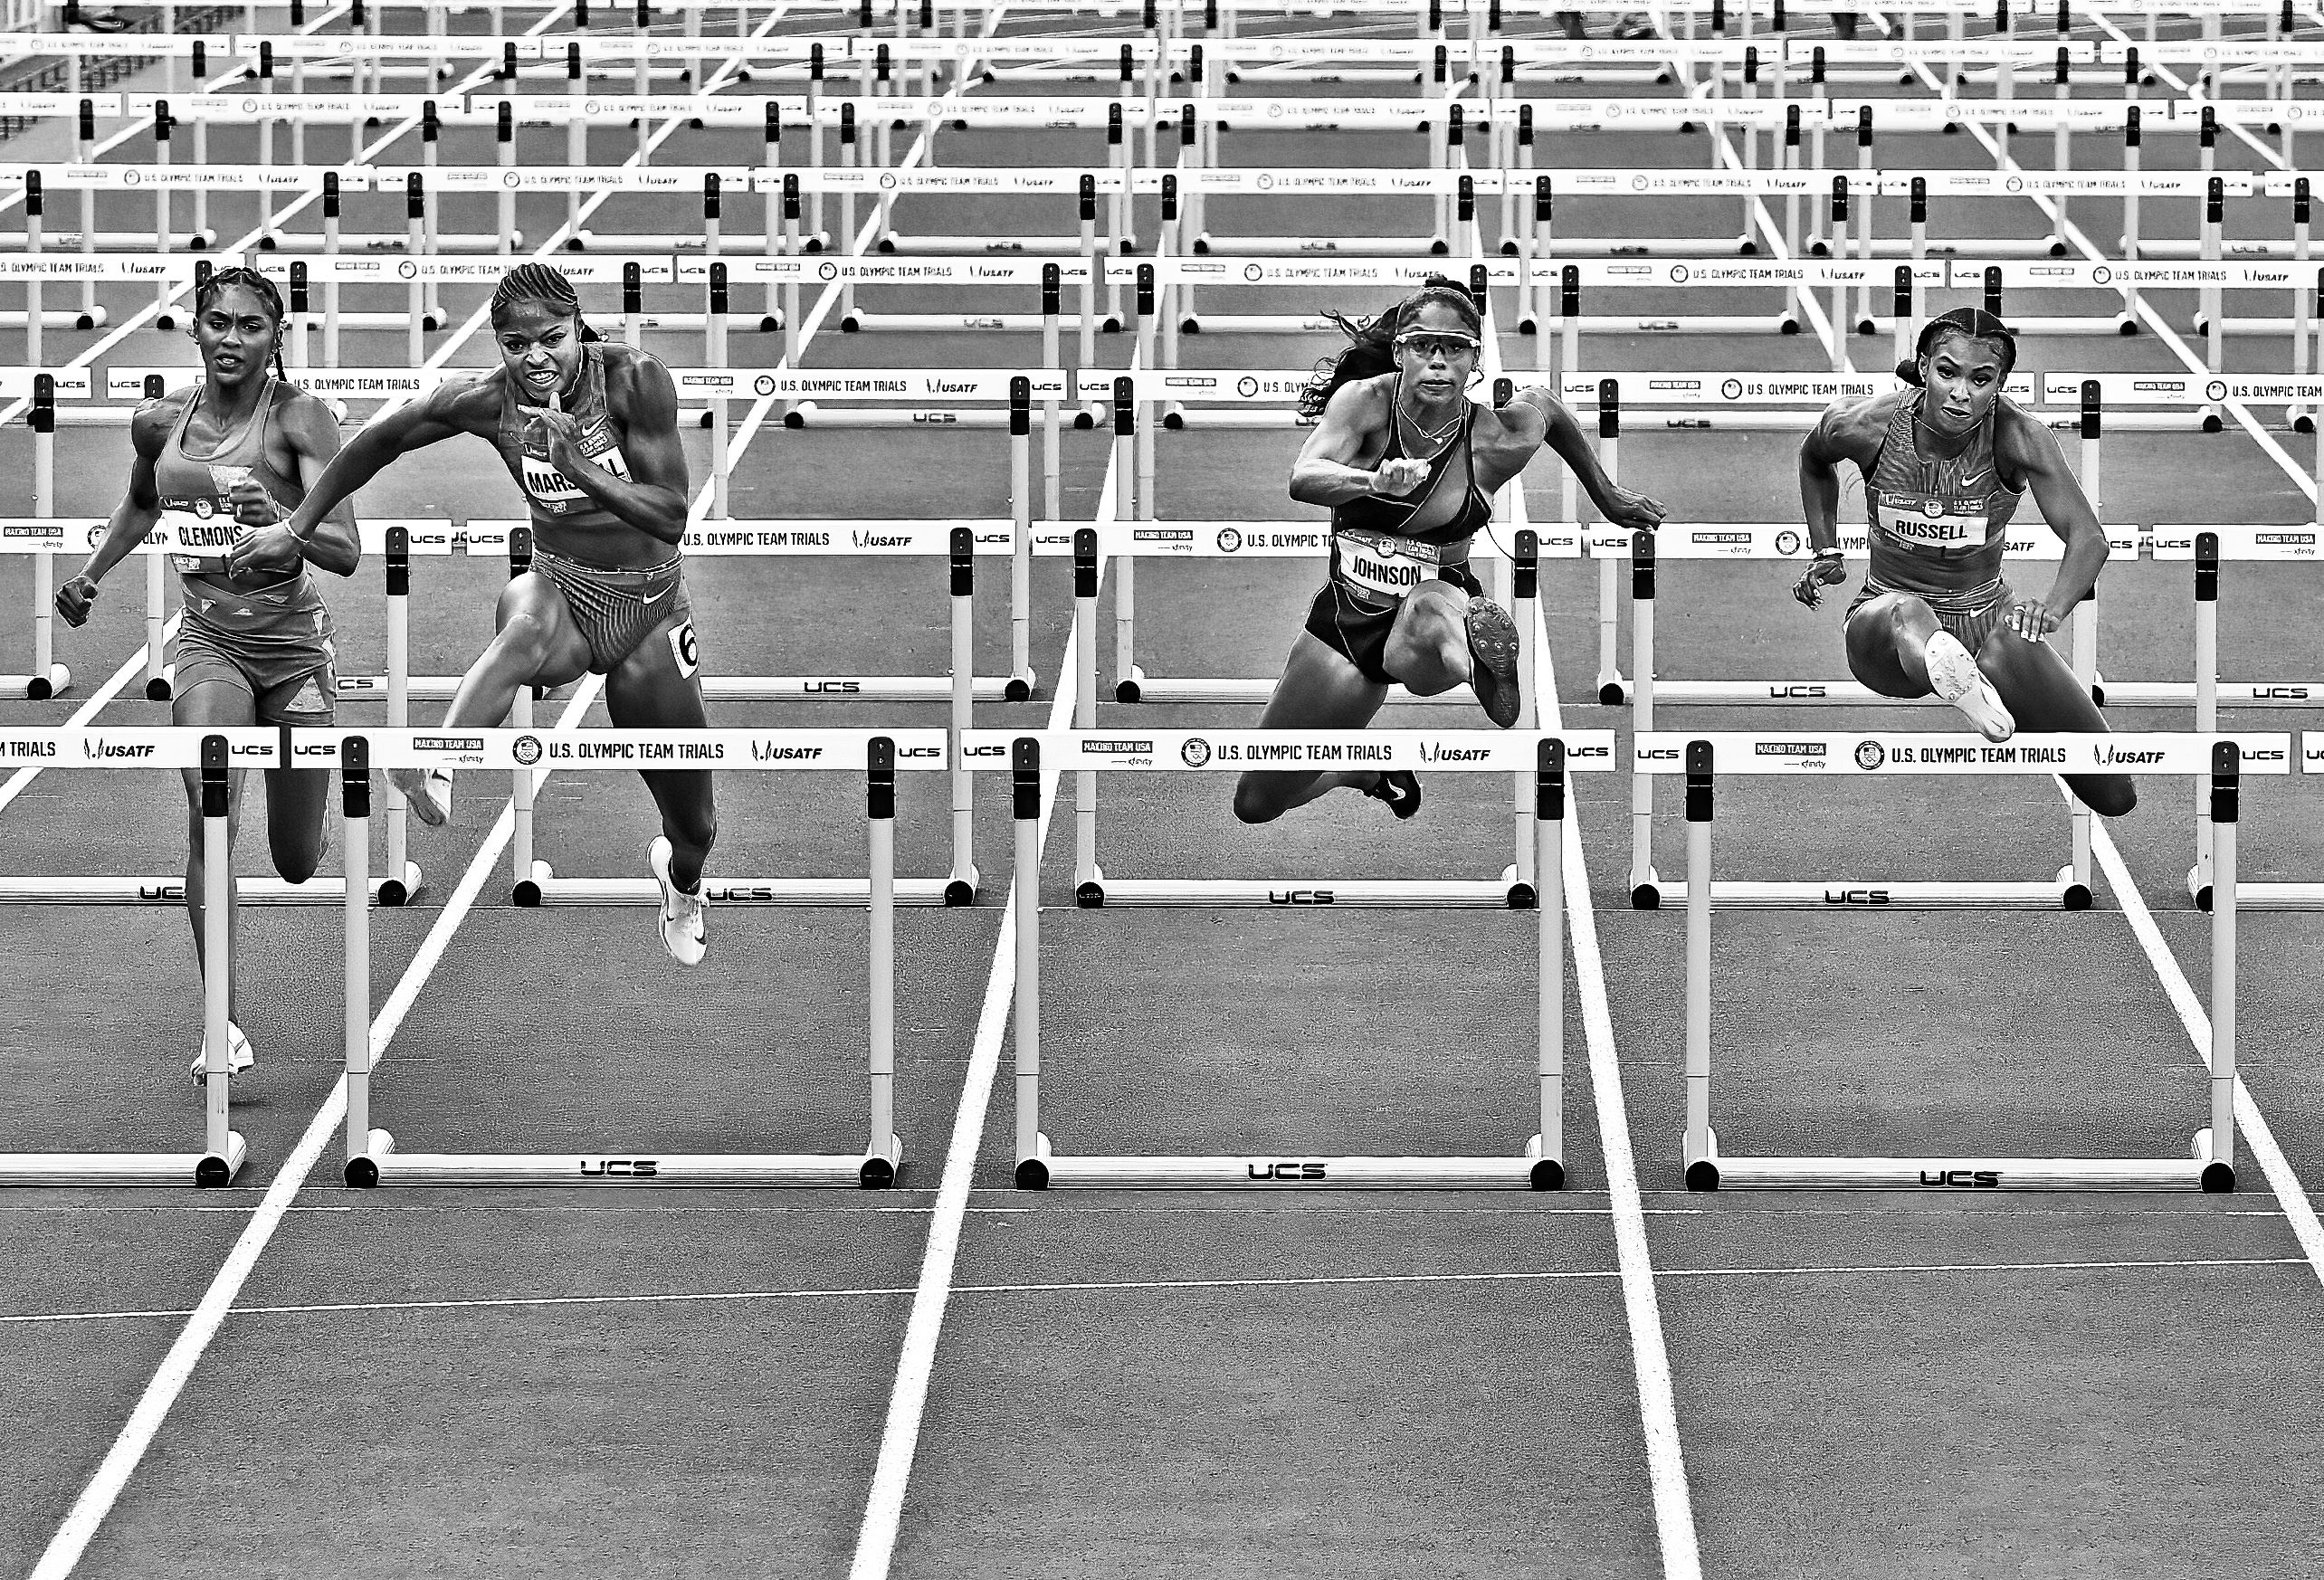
left=1861, top=390, right=2024, bottom=592
left=494, top=341, right=641, bottom=535
left=1327, top=379, right=1496, bottom=606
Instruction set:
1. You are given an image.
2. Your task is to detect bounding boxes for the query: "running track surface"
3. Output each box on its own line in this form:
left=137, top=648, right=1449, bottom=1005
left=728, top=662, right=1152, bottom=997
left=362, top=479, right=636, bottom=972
left=2, top=8, right=2322, bottom=1576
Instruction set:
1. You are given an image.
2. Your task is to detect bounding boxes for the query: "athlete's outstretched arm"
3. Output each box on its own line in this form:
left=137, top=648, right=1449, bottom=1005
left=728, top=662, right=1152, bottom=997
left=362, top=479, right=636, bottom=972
left=530, top=356, right=691, bottom=543
left=273, top=382, right=476, bottom=547
left=228, top=391, right=363, bottom=579
left=1505, top=386, right=1664, bottom=529
left=1999, top=406, right=2108, bottom=639
left=54, top=404, right=172, bottom=627
left=1290, top=378, right=1428, bottom=504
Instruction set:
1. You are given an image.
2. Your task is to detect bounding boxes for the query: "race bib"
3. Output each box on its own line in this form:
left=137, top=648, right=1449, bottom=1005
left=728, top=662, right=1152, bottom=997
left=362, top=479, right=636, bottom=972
left=520, top=422, right=632, bottom=516
left=1879, top=497, right=1993, bottom=552
left=160, top=504, right=250, bottom=576
left=1334, top=529, right=1442, bottom=599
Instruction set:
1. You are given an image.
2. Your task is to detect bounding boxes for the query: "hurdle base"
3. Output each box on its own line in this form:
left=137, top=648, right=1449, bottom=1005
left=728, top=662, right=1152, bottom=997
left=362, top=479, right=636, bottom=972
left=781, top=403, right=1016, bottom=430
left=1645, top=681, right=1956, bottom=706
left=145, top=662, right=174, bottom=701
left=8, top=663, right=71, bottom=701
left=0, top=1131, right=246, bottom=1188
left=533, top=876, right=956, bottom=907
left=513, top=859, right=554, bottom=909
left=1193, top=233, right=1449, bottom=259
left=0, top=867, right=423, bottom=905
left=1016, top=1143, right=1557, bottom=1190
left=348, top=1142, right=897, bottom=1189
left=2086, top=681, right=2324, bottom=708
left=342, top=675, right=1020, bottom=703
left=1004, top=670, right=1037, bottom=702
left=2219, top=881, right=2324, bottom=911
left=1076, top=878, right=1530, bottom=909
left=945, top=865, right=979, bottom=907
left=1683, top=1147, right=2226, bottom=1193
left=1634, top=874, right=2080, bottom=910
left=1120, top=674, right=1485, bottom=707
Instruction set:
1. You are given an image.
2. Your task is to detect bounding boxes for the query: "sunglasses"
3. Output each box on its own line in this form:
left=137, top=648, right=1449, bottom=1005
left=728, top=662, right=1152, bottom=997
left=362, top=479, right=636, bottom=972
left=1395, top=331, right=1481, bottom=361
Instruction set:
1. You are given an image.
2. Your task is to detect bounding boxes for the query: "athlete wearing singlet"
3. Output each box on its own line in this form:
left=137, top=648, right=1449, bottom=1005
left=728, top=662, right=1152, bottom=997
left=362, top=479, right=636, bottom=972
left=157, top=376, right=340, bottom=723
left=489, top=339, right=694, bottom=676
left=1846, top=388, right=2026, bottom=657
left=1307, top=374, right=1499, bottom=684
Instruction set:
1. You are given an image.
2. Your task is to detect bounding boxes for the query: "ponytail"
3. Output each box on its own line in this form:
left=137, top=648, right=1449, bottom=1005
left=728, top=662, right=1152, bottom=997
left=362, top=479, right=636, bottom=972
left=1297, top=274, right=1484, bottom=421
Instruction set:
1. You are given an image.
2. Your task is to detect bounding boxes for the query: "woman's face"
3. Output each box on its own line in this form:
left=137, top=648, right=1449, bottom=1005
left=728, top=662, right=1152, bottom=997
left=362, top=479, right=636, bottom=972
left=1919, top=329, right=2009, bottom=436
left=492, top=298, right=584, bottom=403
left=1394, top=300, right=1481, bottom=405
left=192, top=281, right=280, bottom=386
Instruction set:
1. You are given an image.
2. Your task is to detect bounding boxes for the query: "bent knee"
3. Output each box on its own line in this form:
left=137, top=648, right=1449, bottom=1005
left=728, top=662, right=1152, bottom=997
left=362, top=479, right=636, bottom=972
left=2080, top=777, right=2137, bottom=818
left=1233, top=777, right=1283, bottom=824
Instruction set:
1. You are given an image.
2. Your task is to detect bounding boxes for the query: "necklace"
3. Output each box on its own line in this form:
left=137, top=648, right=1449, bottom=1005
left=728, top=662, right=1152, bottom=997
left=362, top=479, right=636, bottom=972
left=1395, top=378, right=1466, bottom=447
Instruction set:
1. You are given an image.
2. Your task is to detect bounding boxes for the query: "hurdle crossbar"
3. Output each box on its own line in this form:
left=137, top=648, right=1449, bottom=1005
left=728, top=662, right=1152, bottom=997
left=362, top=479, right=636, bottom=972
left=1654, top=733, right=2272, bottom=1192
left=321, top=728, right=932, bottom=1188
left=0, top=730, right=267, bottom=1186
left=997, top=734, right=1603, bottom=1190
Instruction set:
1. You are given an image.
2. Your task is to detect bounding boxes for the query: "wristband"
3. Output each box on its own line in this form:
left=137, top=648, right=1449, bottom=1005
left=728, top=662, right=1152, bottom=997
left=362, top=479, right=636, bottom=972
left=1811, top=546, right=1843, bottom=561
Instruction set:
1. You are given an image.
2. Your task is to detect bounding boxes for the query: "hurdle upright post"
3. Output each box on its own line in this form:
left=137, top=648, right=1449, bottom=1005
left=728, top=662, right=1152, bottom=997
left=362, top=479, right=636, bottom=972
left=28, top=375, right=67, bottom=700
left=1008, top=376, right=1035, bottom=700
left=198, top=735, right=237, bottom=1185
left=1627, top=528, right=1657, bottom=904
left=708, top=263, right=730, bottom=519
left=405, top=175, right=426, bottom=367
left=1112, top=378, right=1140, bottom=702
left=1012, top=736, right=1046, bottom=1184
left=1040, top=265, right=1062, bottom=521
left=948, top=529, right=980, bottom=904
left=1533, top=737, right=1566, bottom=1188
left=865, top=735, right=901, bottom=1184
left=1593, top=378, right=1623, bottom=703
left=2190, top=533, right=2219, bottom=907
left=1680, top=738, right=1716, bottom=1187
left=384, top=528, right=414, bottom=905
left=509, top=528, right=548, bottom=905
left=1072, top=528, right=1101, bottom=901
left=2202, top=741, right=2239, bottom=1190
left=342, top=736, right=374, bottom=1171
left=1827, top=177, right=1850, bottom=373
left=1510, top=528, right=1538, bottom=894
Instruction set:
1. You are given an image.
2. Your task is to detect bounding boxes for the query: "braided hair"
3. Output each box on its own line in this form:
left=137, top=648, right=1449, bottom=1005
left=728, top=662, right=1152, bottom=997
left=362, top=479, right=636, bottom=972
left=194, top=264, right=289, bottom=381
left=1898, top=306, right=2015, bottom=386
left=490, top=261, right=602, bottom=343
left=1297, top=275, right=1483, bottom=421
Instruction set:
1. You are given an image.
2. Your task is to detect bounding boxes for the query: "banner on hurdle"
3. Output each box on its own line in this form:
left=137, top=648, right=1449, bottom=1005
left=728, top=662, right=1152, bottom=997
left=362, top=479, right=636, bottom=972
left=1658, top=735, right=2262, bottom=1192
left=0, top=732, right=262, bottom=1183
left=996, top=736, right=1596, bottom=1190
left=316, top=731, right=924, bottom=1188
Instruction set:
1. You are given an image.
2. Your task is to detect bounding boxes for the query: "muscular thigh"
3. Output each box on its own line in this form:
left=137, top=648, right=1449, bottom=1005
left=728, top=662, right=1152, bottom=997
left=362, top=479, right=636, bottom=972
left=605, top=613, right=708, bottom=727
left=499, top=571, right=594, bottom=686
left=1259, top=632, right=1391, bottom=728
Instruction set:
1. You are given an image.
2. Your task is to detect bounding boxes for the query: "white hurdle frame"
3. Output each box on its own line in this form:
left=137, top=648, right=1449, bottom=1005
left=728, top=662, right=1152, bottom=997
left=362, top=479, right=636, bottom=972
left=0, top=729, right=268, bottom=1185
left=1653, top=730, right=2272, bottom=1192
left=328, top=727, right=939, bottom=1188
left=1054, top=518, right=1561, bottom=906
left=995, top=730, right=1608, bottom=1190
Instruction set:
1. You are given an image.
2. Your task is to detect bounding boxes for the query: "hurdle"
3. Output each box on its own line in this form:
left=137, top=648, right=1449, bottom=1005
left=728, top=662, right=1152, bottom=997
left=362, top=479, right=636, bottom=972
left=1652, top=730, right=2275, bottom=1192
left=0, top=729, right=268, bottom=1185
left=992, top=731, right=1605, bottom=1189
left=327, top=727, right=930, bottom=1187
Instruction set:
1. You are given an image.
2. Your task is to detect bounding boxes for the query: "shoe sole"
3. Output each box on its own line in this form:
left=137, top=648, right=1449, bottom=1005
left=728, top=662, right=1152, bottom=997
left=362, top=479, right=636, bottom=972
left=1465, top=601, right=1523, bottom=728
left=389, top=768, right=450, bottom=826
left=1925, top=640, right=2014, bottom=743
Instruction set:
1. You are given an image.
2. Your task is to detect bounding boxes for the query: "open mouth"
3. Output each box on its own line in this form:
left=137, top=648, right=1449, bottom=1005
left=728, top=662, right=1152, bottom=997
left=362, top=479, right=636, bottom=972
left=526, top=367, right=560, bottom=388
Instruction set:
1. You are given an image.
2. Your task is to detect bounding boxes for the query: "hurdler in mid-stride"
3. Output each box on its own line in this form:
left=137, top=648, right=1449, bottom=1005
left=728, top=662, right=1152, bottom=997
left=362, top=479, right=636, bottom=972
left=1237, top=276, right=1666, bottom=825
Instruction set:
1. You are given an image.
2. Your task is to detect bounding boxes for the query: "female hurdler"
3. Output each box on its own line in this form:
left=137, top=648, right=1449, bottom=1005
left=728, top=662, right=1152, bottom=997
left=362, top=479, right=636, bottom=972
left=1236, top=278, right=1667, bottom=824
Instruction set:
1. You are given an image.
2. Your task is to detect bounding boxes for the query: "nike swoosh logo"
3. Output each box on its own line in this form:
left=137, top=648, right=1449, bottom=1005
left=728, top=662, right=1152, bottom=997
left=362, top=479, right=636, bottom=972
left=641, top=584, right=672, bottom=605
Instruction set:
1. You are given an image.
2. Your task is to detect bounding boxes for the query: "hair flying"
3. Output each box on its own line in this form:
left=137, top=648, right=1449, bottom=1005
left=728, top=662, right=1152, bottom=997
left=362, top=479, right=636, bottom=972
left=1297, top=275, right=1484, bottom=421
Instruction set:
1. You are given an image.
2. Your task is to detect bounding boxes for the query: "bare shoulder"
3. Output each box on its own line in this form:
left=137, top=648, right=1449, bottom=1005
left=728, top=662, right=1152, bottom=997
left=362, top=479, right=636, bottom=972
left=1324, top=371, right=1395, bottom=424
left=417, top=368, right=507, bottom=433
left=271, top=380, right=343, bottom=436
left=600, top=341, right=676, bottom=397
left=129, top=388, right=193, bottom=457
left=1990, top=394, right=2057, bottom=470
left=1807, top=389, right=1904, bottom=461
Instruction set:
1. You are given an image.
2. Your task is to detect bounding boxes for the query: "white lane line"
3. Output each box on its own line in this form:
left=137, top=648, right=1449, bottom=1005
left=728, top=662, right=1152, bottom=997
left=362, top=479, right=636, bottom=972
left=25, top=678, right=598, bottom=1580
left=1495, top=339, right=1703, bottom=1577
left=17, top=1251, right=2307, bottom=1329
left=846, top=471, right=1099, bottom=1580
left=0, top=612, right=178, bottom=817
left=2081, top=806, right=2324, bottom=1290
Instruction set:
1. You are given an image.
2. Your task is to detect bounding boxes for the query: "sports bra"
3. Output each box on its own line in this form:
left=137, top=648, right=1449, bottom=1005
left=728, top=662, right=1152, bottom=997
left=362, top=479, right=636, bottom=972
left=153, top=375, right=307, bottom=591
left=1327, top=378, right=1494, bottom=602
left=493, top=341, right=642, bottom=533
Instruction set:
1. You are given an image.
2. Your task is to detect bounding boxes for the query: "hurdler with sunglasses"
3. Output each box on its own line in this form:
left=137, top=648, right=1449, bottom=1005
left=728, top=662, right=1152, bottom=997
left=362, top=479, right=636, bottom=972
left=1234, top=277, right=1665, bottom=825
